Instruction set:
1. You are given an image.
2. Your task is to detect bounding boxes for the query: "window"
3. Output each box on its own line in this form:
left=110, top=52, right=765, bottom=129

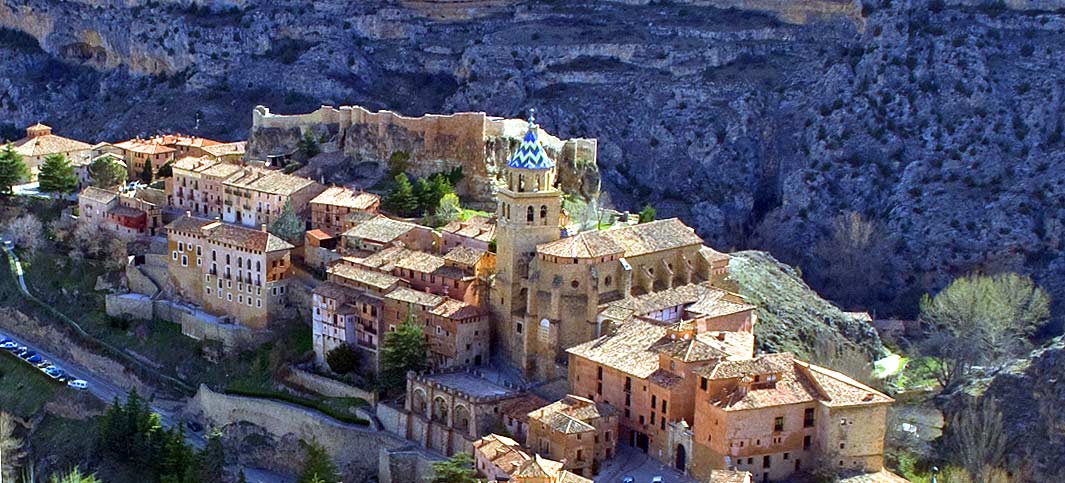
left=178, top=242, right=184, bottom=251
left=804, top=408, right=815, bottom=427
left=662, top=400, right=667, bottom=412
left=604, top=275, right=612, bottom=286
left=651, top=413, right=655, bottom=425
left=774, top=417, right=784, bottom=432
left=660, top=418, right=665, bottom=430
left=803, top=435, right=812, bottom=450
left=763, top=455, right=771, bottom=468
left=571, top=280, right=579, bottom=288
left=227, top=293, right=232, bottom=301
left=701, top=377, right=708, bottom=391
left=540, top=205, right=547, bottom=220
left=172, top=251, right=178, bottom=261
left=840, top=443, right=846, bottom=449
left=597, top=366, right=603, bottom=380
left=196, top=246, right=202, bottom=256
left=181, top=255, right=188, bottom=267
left=784, top=453, right=790, bottom=460
left=526, top=206, right=534, bottom=223
left=596, top=382, right=602, bottom=395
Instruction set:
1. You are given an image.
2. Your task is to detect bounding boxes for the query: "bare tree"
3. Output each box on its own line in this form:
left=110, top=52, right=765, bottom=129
left=2, top=214, right=44, bottom=256
left=947, top=398, right=1007, bottom=481
left=812, top=211, right=894, bottom=309
left=1, top=412, right=24, bottom=482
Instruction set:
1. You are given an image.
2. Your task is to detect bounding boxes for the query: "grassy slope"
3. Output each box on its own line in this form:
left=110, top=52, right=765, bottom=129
left=729, top=250, right=887, bottom=364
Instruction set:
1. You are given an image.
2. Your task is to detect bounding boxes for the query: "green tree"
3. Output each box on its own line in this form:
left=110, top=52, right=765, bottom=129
left=48, top=467, right=101, bottom=483
left=269, top=200, right=305, bottom=244
left=1, top=412, right=24, bottom=483
left=156, top=160, right=174, bottom=178
left=198, top=431, right=226, bottom=483
left=297, top=130, right=321, bottom=160
left=920, top=272, right=1050, bottom=365
left=434, top=192, right=462, bottom=224
left=89, top=155, right=127, bottom=189
left=387, top=150, right=410, bottom=177
left=383, top=174, right=418, bottom=217
left=0, top=142, right=28, bottom=193
left=139, top=159, right=154, bottom=184
left=38, top=153, right=78, bottom=195
left=379, top=313, right=427, bottom=391
left=325, top=344, right=360, bottom=375
left=638, top=203, right=656, bottom=223
left=237, top=470, right=249, bottom=483
left=427, top=173, right=453, bottom=214
left=430, top=452, right=478, bottom=483
left=298, top=441, right=338, bottom=483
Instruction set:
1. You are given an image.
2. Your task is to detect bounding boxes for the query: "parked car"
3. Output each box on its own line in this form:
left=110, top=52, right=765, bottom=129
left=57, top=374, right=72, bottom=383
left=18, top=350, right=36, bottom=360
left=44, top=367, right=63, bottom=379
left=0, top=341, right=17, bottom=350
left=0, top=338, right=12, bottom=345
left=622, top=477, right=635, bottom=483
left=651, top=477, right=664, bottom=483
left=68, top=379, right=88, bottom=390
left=35, top=360, right=52, bottom=369
left=25, top=355, right=43, bottom=364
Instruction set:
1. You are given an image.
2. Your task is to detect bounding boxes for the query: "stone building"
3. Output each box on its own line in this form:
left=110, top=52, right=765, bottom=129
left=565, top=292, right=894, bottom=483
left=351, top=246, right=482, bottom=305
left=525, top=395, right=618, bottom=478
left=312, top=263, right=403, bottom=371
left=165, top=215, right=294, bottom=330
left=166, top=156, right=243, bottom=219
left=310, top=185, right=380, bottom=236
left=304, top=229, right=340, bottom=270
left=113, top=138, right=177, bottom=179
left=439, top=214, right=496, bottom=252
left=221, top=166, right=326, bottom=229
left=340, top=215, right=435, bottom=255
left=403, top=369, right=533, bottom=456
left=200, top=141, right=246, bottom=163
left=78, top=186, right=164, bottom=240
left=12, top=123, right=92, bottom=182
left=382, top=287, right=489, bottom=369
left=472, top=433, right=592, bottom=483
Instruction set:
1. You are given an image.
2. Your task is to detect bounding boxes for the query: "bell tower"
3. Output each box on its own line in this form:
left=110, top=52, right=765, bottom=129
left=490, top=110, right=562, bottom=369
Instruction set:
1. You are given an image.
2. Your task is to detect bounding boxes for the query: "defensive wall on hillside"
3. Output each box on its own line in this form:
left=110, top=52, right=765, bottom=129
left=247, top=104, right=601, bottom=206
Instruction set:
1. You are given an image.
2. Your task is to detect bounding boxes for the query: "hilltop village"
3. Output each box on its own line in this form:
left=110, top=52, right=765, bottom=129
left=3, top=107, right=904, bottom=483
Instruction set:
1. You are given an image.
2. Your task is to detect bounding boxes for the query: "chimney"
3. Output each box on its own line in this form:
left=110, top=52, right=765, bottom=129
left=716, top=332, right=726, bottom=341
left=261, top=224, right=267, bottom=232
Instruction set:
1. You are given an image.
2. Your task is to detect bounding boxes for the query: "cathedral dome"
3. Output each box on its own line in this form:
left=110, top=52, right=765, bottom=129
left=507, top=120, right=555, bottom=170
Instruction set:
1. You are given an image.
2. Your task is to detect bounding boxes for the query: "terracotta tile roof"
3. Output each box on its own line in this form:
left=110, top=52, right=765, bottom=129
left=386, top=287, right=445, bottom=307
left=604, top=283, right=754, bottom=321
left=443, top=245, right=485, bottom=267
left=201, top=141, right=246, bottom=158
left=566, top=318, right=668, bottom=378
left=542, top=218, right=703, bottom=259
left=797, top=361, right=894, bottom=407
left=311, top=186, right=380, bottom=210
left=440, top=215, right=496, bottom=242
left=224, top=167, right=318, bottom=196
left=200, top=162, right=243, bottom=179
left=203, top=221, right=293, bottom=252
left=114, top=139, right=177, bottom=155
left=165, top=215, right=216, bottom=234
left=172, top=156, right=216, bottom=172
left=650, top=333, right=730, bottom=363
left=498, top=394, right=549, bottom=423
left=429, top=298, right=482, bottom=320
left=648, top=368, right=685, bottom=388
left=108, top=205, right=145, bottom=218
left=79, top=186, right=118, bottom=204
left=700, top=245, right=731, bottom=263
left=343, top=216, right=419, bottom=244
left=513, top=454, right=565, bottom=479
left=13, top=133, right=92, bottom=157
left=313, top=281, right=355, bottom=300
left=527, top=395, right=614, bottom=434
left=393, top=250, right=446, bottom=274
left=686, top=290, right=755, bottom=319
left=329, top=263, right=401, bottom=290
left=306, top=229, right=333, bottom=241
left=473, top=434, right=533, bottom=476
left=699, top=352, right=797, bottom=380
left=557, top=471, right=593, bottom=483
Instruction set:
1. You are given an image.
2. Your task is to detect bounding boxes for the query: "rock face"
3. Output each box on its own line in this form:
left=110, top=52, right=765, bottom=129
left=953, top=337, right=1065, bottom=482
left=728, top=250, right=886, bottom=362
left=1, top=0, right=1064, bottom=324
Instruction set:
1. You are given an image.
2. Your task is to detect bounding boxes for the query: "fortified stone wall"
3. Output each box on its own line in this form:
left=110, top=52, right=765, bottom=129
left=284, top=366, right=377, bottom=404
left=188, top=386, right=439, bottom=482
left=247, top=105, right=600, bottom=206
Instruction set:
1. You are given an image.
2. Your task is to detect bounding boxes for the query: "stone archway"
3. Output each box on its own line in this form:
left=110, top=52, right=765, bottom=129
left=454, top=404, right=471, bottom=435
left=432, top=396, right=449, bottom=423
left=412, top=388, right=428, bottom=416
left=675, top=443, right=687, bottom=471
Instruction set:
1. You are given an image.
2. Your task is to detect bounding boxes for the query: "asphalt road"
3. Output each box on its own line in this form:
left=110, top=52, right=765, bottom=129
left=1, top=243, right=205, bottom=448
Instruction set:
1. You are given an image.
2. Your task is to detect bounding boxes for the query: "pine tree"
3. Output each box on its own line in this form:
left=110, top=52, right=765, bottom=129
left=430, top=452, right=478, bottom=483
left=0, top=142, right=28, bottom=194
left=198, top=431, right=226, bottom=483
left=638, top=203, right=656, bottom=223
left=89, top=155, right=127, bottom=189
left=38, top=153, right=78, bottom=195
left=383, top=174, right=418, bottom=217
left=269, top=200, right=305, bottom=243
left=298, top=441, right=338, bottom=483
left=434, top=193, right=462, bottom=224
left=379, top=312, right=427, bottom=391
left=413, top=177, right=432, bottom=214
left=139, top=159, right=154, bottom=184
left=297, top=130, right=321, bottom=161
left=156, top=160, right=174, bottom=178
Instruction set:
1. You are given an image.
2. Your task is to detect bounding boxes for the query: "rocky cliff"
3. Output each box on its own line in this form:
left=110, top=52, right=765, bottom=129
left=1, top=0, right=1064, bottom=325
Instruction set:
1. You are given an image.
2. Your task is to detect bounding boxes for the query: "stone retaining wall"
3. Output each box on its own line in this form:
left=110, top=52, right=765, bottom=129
left=284, top=366, right=377, bottom=404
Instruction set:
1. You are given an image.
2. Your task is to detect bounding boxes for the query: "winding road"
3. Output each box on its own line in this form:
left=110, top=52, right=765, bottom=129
left=1, top=241, right=205, bottom=448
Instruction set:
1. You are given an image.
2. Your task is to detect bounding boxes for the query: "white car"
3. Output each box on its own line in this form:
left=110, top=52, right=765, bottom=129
left=67, top=379, right=88, bottom=390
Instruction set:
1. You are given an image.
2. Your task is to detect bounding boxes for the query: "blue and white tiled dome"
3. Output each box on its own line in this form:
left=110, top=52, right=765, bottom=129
left=507, top=116, right=555, bottom=170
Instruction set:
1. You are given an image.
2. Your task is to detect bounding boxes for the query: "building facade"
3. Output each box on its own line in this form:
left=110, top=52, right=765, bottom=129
left=221, top=166, right=326, bottom=228
left=165, top=215, right=294, bottom=329
left=78, top=186, right=164, bottom=240
left=309, top=186, right=380, bottom=236
left=12, top=123, right=92, bottom=181
left=525, top=395, right=619, bottom=478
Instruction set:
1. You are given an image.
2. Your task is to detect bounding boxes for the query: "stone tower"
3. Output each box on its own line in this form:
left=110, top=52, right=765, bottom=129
left=490, top=112, right=562, bottom=370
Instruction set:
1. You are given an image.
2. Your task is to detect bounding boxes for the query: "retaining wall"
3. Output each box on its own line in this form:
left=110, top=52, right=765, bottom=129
left=284, top=366, right=377, bottom=404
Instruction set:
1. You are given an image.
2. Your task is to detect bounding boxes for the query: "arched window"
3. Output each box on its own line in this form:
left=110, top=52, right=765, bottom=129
left=237, top=257, right=243, bottom=268
left=526, top=206, right=534, bottom=223
left=540, top=205, right=547, bottom=222
left=518, top=174, right=525, bottom=192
